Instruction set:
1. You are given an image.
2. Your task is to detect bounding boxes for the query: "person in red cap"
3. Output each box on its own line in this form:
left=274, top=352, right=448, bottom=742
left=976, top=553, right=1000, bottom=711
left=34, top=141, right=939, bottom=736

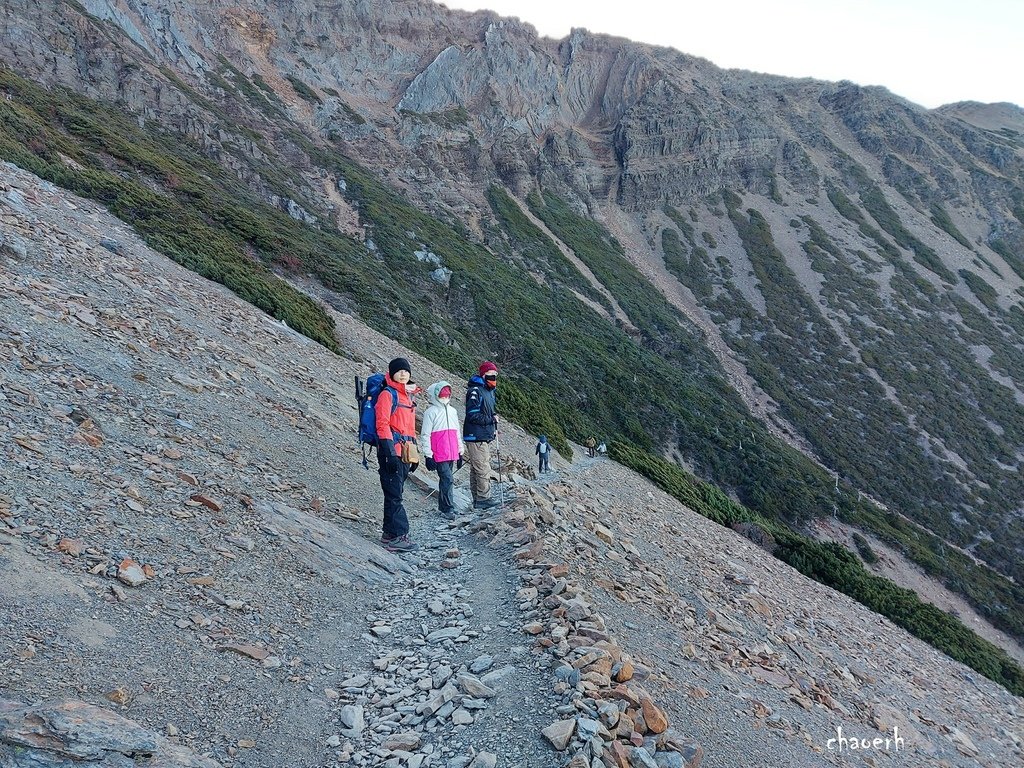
left=463, top=361, right=499, bottom=509
left=419, top=380, right=465, bottom=516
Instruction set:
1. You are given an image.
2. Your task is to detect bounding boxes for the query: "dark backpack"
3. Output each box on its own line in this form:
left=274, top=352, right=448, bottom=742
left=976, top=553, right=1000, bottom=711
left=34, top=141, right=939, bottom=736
left=356, top=374, right=397, bottom=468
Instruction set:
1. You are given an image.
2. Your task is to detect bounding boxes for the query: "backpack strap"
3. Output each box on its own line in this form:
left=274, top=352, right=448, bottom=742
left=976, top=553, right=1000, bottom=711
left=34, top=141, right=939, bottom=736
left=385, top=386, right=399, bottom=416
left=360, top=384, right=401, bottom=470
left=386, top=387, right=417, bottom=446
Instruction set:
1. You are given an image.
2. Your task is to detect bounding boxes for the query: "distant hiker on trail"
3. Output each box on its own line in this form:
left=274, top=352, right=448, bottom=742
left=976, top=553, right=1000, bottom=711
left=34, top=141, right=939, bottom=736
left=535, top=435, right=551, bottom=473
left=419, top=381, right=465, bottom=517
left=585, top=436, right=596, bottom=458
left=597, top=441, right=607, bottom=457
left=464, top=361, right=500, bottom=509
left=376, top=357, right=419, bottom=552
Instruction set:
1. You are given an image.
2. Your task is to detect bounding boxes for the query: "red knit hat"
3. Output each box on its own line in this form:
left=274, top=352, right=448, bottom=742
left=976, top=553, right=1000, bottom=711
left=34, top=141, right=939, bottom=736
left=479, top=361, right=498, bottom=376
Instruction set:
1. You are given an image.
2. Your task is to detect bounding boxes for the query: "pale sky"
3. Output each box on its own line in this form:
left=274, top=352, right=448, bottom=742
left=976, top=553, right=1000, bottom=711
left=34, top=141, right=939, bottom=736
left=440, top=0, right=1023, bottom=109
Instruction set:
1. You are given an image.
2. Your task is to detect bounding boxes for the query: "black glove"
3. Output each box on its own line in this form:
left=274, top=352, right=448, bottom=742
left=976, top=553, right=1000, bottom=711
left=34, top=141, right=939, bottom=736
left=457, top=455, right=464, bottom=470
left=380, top=441, right=399, bottom=472
left=408, top=461, right=418, bottom=473
left=425, top=457, right=436, bottom=471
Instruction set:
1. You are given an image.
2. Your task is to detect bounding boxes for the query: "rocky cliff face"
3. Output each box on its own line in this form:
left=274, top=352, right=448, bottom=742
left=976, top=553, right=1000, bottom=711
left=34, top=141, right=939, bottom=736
left=5, top=2, right=1020, bottom=222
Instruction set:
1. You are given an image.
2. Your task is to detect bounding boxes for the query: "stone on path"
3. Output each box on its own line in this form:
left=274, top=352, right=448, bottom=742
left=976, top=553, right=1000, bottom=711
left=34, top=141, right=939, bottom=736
left=0, top=698, right=220, bottom=766
left=468, top=655, right=493, bottom=674
left=426, top=626, right=462, bottom=643
left=382, top=731, right=421, bottom=751
left=542, top=718, right=576, bottom=751
left=339, top=704, right=364, bottom=736
left=641, top=697, right=669, bottom=734
left=117, top=559, right=148, bottom=587
left=456, top=674, right=496, bottom=699
left=451, top=708, right=474, bottom=725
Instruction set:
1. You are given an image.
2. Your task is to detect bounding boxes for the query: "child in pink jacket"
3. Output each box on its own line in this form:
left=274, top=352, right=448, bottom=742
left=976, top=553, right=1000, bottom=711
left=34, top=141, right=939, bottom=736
left=419, top=381, right=466, bottom=516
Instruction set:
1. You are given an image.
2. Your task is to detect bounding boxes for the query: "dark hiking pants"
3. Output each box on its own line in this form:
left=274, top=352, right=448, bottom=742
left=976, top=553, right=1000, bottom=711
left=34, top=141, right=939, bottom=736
left=437, top=460, right=455, bottom=515
left=378, top=452, right=410, bottom=539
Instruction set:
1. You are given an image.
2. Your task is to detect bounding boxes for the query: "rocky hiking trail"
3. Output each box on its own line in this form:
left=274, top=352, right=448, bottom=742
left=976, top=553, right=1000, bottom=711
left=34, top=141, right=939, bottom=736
left=1, top=159, right=1022, bottom=768
left=0, top=160, right=687, bottom=768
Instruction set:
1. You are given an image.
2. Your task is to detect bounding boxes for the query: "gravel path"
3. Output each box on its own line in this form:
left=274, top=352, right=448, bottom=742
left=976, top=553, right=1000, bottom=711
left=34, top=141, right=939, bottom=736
left=0, top=161, right=560, bottom=767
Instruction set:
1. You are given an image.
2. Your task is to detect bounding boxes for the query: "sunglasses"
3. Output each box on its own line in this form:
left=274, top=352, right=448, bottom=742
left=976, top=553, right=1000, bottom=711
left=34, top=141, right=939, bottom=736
left=484, top=373, right=497, bottom=380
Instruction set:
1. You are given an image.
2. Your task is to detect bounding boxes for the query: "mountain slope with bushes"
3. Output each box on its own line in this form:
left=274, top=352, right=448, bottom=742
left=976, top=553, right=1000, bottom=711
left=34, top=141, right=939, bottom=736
left=1, top=159, right=1021, bottom=767
left=1, top=0, right=1023, bottom=675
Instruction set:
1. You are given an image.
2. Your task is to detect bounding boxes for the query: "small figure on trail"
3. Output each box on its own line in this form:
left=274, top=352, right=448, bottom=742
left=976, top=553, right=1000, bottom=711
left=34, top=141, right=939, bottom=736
left=376, top=357, right=419, bottom=552
left=419, top=381, right=465, bottom=517
left=464, top=361, right=500, bottom=509
left=535, top=435, right=551, bottom=473
left=585, top=436, right=596, bottom=458
left=597, top=441, right=607, bottom=457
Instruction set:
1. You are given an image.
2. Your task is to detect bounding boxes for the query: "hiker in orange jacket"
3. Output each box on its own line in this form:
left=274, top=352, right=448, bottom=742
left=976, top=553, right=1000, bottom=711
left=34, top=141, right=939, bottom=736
left=376, top=357, right=419, bottom=552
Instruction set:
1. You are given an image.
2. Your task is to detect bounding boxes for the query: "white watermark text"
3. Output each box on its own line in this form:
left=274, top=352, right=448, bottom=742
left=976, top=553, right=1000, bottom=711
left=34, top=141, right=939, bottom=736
left=827, top=725, right=904, bottom=753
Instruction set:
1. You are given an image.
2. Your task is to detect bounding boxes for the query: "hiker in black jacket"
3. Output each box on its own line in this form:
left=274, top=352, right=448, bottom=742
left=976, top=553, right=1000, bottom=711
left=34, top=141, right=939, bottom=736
left=464, top=361, right=499, bottom=509
left=535, top=435, right=551, bottom=473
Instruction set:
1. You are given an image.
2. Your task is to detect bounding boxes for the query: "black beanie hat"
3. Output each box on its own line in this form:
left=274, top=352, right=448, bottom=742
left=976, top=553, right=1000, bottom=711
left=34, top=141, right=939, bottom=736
left=388, top=357, right=411, bottom=378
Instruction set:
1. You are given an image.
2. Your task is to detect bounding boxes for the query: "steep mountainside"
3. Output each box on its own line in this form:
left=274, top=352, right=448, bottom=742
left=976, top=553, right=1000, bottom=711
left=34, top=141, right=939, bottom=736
left=2, top=160, right=1022, bottom=768
left=1, top=0, right=1023, bottom=677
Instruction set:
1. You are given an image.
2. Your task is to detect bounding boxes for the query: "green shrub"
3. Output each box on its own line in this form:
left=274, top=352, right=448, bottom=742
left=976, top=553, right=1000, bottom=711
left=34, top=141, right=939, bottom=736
left=959, top=269, right=1000, bottom=312
left=853, top=532, right=880, bottom=564
left=662, top=228, right=712, bottom=298
left=707, top=190, right=1024, bottom=634
left=250, top=73, right=274, bottom=93
left=286, top=75, right=321, bottom=104
left=338, top=100, right=367, bottom=125
left=486, top=185, right=606, bottom=307
left=227, top=69, right=286, bottom=119
left=989, top=238, right=1024, bottom=281
left=860, top=185, right=956, bottom=282
left=930, top=204, right=973, bottom=249
left=0, top=70, right=339, bottom=349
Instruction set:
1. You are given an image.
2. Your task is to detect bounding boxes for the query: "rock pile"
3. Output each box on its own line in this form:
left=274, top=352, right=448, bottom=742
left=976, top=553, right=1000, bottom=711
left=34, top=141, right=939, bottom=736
left=325, top=576, right=508, bottom=767
left=465, top=486, right=704, bottom=768
left=304, top=502, right=558, bottom=768
left=460, top=467, right=1023, bottom=767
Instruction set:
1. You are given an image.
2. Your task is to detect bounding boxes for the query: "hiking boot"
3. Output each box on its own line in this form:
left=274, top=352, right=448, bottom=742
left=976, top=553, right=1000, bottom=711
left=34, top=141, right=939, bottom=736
left=386, top=534, right=419, bottom=553
left=379, top=534, right=395, bottom=546
left=473, top=498, right=499, bottom=510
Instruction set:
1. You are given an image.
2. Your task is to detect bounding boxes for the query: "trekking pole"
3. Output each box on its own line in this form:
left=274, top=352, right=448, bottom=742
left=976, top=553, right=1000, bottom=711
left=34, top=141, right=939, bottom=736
left=495, top=432, right=505, bottom=510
